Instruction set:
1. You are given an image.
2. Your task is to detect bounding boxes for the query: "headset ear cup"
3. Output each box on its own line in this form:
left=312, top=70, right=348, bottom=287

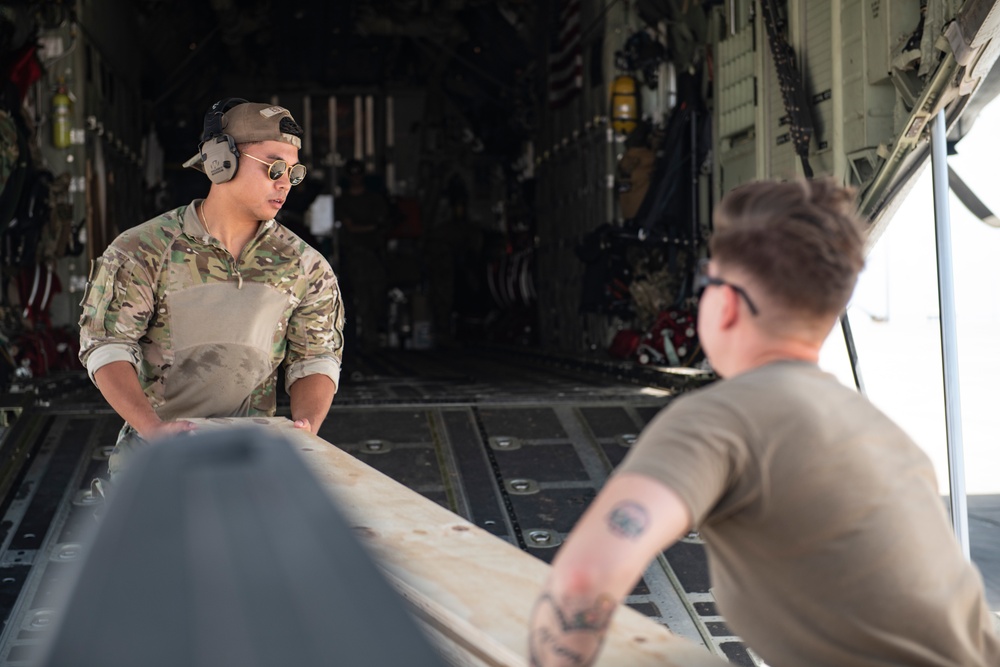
left=200, top=135, right=240, bottom=184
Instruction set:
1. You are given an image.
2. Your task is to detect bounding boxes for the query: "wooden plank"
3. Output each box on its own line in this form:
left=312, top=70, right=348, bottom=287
left=186, top=418, right=728, bottom=667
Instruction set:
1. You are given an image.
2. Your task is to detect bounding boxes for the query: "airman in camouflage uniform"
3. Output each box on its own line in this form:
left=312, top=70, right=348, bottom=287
left=79, top=100, right=344, bottom=477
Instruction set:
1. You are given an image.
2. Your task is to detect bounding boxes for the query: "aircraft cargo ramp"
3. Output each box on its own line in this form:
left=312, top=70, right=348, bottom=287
left=0, top=348, right=996, bottom=664
left=0, top=349, right=752, bottom=666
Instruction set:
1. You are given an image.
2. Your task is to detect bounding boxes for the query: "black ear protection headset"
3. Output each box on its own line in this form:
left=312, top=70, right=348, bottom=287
left=198, top=97, right=249, bottom=184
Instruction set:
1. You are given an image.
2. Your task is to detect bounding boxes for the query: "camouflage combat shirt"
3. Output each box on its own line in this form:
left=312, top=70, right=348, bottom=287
left=78, top=200, right=344, bottom=421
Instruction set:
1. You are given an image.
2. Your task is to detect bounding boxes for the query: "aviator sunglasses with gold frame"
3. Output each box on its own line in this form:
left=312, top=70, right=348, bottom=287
left=241, top=152, right=307, bottom=186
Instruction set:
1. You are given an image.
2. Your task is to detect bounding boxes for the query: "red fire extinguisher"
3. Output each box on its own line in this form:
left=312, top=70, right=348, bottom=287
left=52, top=81, right=72, bottom=149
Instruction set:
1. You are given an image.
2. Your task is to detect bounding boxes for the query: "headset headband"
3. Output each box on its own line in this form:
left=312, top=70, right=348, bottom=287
left=201, top=97, right=249, bottom=143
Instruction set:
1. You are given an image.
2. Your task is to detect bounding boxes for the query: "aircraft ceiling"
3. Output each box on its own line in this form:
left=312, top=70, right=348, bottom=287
left=9, top=0, right=1000, bottom=226
left=125, top=0, right=536, bottom=152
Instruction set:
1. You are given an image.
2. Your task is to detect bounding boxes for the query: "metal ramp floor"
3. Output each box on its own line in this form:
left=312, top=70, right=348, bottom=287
left=0, top=349, right=739, bottom=665
left=0, top=348, right=996, bottom=664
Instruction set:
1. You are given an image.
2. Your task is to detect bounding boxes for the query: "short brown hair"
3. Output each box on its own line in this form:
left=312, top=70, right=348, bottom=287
left=709, top=178, right=866, bottom=318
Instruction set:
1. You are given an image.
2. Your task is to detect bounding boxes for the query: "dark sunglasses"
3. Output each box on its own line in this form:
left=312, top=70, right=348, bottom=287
left=242, top=152, right=307, bottom=186
left=694, top=259, right=759, bottom=316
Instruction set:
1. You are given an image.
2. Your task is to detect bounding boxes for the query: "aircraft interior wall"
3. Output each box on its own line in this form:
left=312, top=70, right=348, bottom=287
left=3, top=0, right=1000, bottom=387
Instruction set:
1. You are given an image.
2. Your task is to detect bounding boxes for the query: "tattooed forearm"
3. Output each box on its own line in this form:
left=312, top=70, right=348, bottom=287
left=529, top=592, right=616, bottom=666
left=607, top=500, right=648, bottom=539
left=532, top=627, right=586, bottom=665
left=544, top=592, right=615, bottom=631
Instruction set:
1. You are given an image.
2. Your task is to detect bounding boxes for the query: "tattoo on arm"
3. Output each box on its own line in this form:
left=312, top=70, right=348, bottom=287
left=607, top=500, right=648, bottom=540
left=529, top=592, right=616, bottom=666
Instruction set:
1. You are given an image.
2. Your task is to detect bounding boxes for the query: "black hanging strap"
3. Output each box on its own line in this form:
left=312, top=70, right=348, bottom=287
left=761, top=0, right=815, bottom=178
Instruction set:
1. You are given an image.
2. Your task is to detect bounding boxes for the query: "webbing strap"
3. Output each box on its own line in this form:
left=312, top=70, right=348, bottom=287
left=761, top=0, right=815, bottom=178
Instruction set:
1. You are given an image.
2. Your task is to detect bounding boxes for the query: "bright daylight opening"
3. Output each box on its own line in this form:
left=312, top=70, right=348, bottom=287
left=820, top=96, right=1000, bottom=612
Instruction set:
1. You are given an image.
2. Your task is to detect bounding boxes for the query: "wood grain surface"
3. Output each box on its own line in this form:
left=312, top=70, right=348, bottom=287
left=185, top=417, right=728, bottom=667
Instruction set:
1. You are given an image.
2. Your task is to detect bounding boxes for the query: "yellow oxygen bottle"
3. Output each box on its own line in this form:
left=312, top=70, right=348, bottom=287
left=52, top=81, right=72, bottom=149
left=610, top=75, right=640, bottom=135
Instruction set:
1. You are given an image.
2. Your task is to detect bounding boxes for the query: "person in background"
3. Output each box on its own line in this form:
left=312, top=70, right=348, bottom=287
left=337, top=158, right=390, bottom=354
left=79, top=99, right=344, bottom=479
left=529, top=177, right=1000, bottom=667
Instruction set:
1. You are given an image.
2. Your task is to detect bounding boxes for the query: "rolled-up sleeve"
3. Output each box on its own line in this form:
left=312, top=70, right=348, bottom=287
left=284, top=251, right=344, bottom=392
left=78, top=246, right=155, bottom=383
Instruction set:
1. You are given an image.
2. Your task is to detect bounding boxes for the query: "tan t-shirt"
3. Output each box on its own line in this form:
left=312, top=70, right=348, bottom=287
left=617, top=360, right=1000, bottom=667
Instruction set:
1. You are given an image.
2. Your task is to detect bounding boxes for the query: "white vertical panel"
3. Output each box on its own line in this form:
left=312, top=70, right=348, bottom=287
left=717, top=25, right=755, bottom=140
left=364, top=94, right=375, bottom=167
left=840, top=0, right=902, bottom=188
left=715, top=15, right=758, bottom=195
